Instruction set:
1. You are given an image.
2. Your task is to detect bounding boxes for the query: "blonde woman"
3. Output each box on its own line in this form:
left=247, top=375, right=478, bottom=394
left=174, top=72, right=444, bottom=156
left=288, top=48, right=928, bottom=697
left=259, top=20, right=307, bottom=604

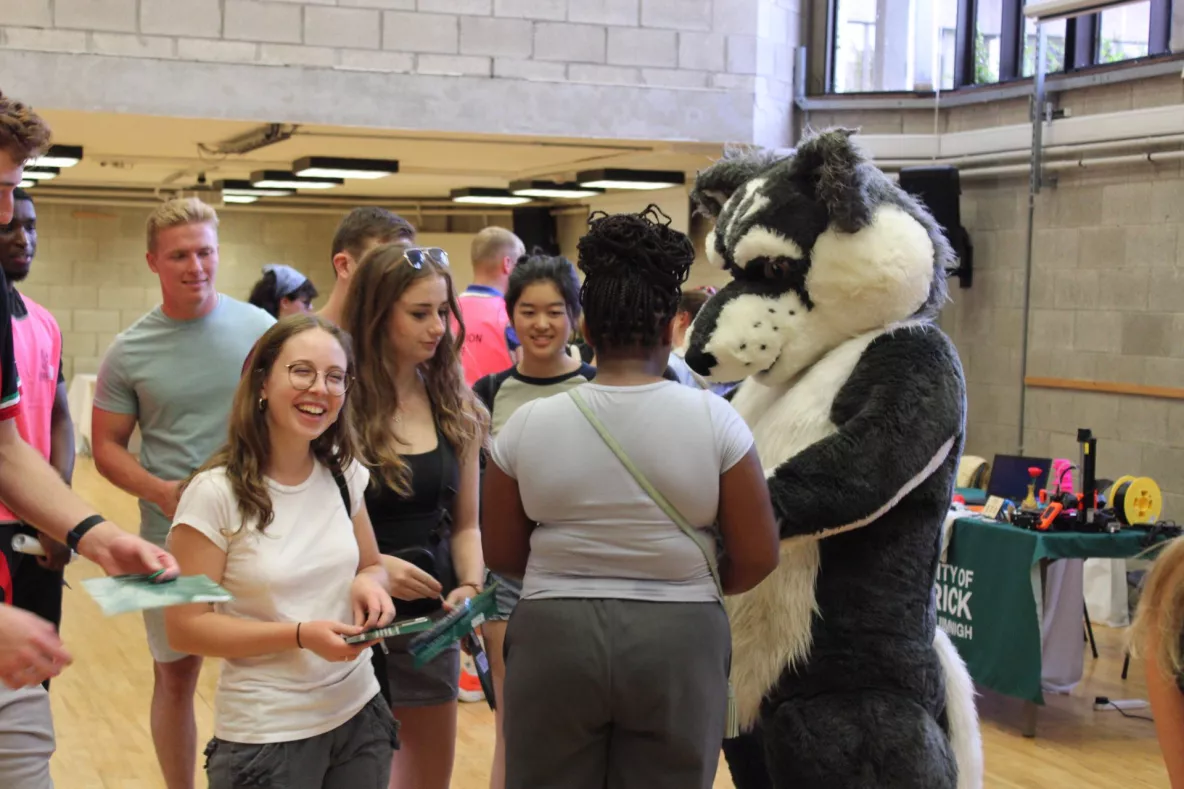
left=1131, top=535, right=1184, bottom=787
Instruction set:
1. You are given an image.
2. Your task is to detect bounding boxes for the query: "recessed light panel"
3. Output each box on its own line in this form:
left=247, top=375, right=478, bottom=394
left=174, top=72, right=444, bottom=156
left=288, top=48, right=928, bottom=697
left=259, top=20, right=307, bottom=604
left=292, top=156, right=399, bottom=180
left=576, top=168, right=686, bottom=190
left=509, top=180, right=604, bottom=198
left=450, top=188, right=532, bottom=206
left=21, top=167, right=59, bottom=181
left=213, top=179, right=294, bottom=197
left=250, top=170, right=343, bottom=190
left=32, top=145, right=83, bottom=168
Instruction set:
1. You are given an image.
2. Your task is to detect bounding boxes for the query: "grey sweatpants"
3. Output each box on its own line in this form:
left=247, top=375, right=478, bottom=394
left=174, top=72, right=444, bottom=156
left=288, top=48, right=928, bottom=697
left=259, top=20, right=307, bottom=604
left=205, top=694, right=398, bottom=789
left=503, top=597, right=730, bottom=789
left=0, top=684, right=55, bottom=789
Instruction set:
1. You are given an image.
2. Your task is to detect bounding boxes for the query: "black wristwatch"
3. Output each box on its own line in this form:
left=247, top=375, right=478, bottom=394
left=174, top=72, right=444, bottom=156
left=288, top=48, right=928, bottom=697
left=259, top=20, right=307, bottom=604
left=66, top=514, right=106, bottom=551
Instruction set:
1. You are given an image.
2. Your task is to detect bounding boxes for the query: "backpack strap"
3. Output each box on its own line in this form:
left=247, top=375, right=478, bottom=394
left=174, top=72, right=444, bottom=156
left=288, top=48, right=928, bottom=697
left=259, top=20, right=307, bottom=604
left=566, top=388, right=737, bottom=736
left=330, top=459, right=396, bottom=707
left=330, top=461, right=351, bottom=518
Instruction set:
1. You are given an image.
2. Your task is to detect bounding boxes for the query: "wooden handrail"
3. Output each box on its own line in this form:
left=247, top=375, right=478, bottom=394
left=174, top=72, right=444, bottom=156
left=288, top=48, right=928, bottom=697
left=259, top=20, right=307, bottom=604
left=1024, top=376, right=1184, bottom=401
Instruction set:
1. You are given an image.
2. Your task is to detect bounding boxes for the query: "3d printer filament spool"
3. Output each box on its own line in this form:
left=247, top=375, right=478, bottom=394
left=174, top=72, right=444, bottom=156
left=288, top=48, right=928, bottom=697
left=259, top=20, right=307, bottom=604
left=1107, top=476, right=1162, bottom=526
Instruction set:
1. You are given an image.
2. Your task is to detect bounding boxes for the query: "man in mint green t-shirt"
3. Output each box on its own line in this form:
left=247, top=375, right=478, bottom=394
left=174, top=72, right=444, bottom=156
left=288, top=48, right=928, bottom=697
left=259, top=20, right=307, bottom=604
left=92, top=197, right=274, bottom=789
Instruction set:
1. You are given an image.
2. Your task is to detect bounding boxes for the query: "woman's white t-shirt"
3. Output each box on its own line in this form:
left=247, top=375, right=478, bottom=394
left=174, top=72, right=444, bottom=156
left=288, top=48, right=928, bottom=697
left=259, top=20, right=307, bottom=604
left=490, top=381, right=754, bottom=604
left=170, top=459, right=379, bottom=744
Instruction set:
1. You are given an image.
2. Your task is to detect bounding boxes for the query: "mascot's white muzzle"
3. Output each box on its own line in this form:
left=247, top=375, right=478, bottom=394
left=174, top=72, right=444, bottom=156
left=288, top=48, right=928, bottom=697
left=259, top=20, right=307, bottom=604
left=685, top=290, right=802, bottom=382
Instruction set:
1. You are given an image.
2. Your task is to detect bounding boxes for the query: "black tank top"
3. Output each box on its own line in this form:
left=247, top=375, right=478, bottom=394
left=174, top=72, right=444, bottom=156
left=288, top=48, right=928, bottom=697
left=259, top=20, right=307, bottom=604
left=365, top=425, right=460, bottom=619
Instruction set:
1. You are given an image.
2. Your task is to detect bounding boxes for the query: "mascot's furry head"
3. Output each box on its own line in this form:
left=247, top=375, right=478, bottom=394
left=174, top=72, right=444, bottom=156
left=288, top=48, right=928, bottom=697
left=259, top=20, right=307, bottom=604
left=684, top=128, right=954, bottom=384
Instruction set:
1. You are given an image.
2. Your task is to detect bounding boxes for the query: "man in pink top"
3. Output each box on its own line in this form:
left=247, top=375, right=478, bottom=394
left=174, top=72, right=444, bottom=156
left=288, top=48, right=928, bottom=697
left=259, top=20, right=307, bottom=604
left=454, top=227, right=525, bottom=387
left=0, top=189, right=73, bottom=648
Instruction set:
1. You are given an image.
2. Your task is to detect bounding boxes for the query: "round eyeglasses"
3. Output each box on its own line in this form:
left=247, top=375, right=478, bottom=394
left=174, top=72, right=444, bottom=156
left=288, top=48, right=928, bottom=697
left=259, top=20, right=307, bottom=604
left=286, top=362, right=352, bottom=396
left=403, top=247, right=450, bottom=269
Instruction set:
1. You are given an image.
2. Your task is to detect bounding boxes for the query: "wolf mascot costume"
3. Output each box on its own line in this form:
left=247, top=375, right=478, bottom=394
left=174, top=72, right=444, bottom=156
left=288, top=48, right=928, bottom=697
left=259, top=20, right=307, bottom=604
left=683, top=129, right=984, bottom=789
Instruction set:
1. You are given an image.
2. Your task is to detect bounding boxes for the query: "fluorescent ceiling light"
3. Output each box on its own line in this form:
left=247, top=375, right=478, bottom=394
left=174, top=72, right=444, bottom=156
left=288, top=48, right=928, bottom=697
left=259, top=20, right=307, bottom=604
left=250, top=170, right=343, bottom=190
left=292, top=156, right=399, bottom=180
left=222, top=194, right=258, bottom=204
left=21, top=167, right=59, bottom=181
left=509, top=180, right=605, bottom=198
left=576, top=168, right=686, bottom=190
left=450, top=188, right=532, bottom=206
left=213, top=179, right=293, bottom=197
left=17, top=180, right=33, bottom=189
left=32, top=145, right=83, bottom=168
left=1022, top=0, right=1140, bottom=21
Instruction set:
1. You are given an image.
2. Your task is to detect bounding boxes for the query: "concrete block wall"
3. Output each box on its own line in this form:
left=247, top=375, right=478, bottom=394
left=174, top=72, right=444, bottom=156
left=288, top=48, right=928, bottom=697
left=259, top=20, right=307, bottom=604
left=19, top=203, right=489, bottom=383
left=0, top=0, right=800, bottom=145
left=806, top=74, right=1184, bottom=513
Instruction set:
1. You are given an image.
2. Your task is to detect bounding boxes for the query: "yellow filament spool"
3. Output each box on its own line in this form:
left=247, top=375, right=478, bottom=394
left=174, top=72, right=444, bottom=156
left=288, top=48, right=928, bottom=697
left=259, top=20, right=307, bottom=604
left=1107, top=476, right=1163, bottom=526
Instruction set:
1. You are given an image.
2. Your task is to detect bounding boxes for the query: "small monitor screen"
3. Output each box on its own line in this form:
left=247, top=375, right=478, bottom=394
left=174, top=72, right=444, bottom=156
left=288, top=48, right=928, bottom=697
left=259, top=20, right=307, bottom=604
left=987, top=455, right=1052, bottom=502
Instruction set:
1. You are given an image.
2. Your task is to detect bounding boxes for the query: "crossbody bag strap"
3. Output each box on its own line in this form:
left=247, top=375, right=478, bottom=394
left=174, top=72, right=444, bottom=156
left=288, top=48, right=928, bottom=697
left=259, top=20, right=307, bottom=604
left=567, top=389, right=722, bottom=597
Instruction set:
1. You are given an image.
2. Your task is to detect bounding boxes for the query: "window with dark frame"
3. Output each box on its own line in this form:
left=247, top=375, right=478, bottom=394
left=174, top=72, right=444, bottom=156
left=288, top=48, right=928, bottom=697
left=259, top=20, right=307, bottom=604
left=824, top=0, right=1173, bottom=95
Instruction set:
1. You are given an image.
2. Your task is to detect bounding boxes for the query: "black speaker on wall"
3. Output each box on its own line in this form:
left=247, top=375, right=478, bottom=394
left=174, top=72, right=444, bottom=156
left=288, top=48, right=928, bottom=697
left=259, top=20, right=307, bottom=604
left=897, top=165, right=973, bottom=289
left=512, top=207, right=560, bottom=256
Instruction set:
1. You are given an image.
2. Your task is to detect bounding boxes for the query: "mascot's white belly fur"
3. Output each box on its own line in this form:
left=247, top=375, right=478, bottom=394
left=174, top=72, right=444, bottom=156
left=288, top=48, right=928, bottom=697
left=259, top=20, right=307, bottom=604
left=726, top=328, right=881, bottom=728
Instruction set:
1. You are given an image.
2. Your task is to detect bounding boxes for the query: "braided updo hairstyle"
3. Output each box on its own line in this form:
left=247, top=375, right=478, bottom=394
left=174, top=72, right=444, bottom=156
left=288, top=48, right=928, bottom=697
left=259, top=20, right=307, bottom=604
left=577, top=205, right=695, bottom=350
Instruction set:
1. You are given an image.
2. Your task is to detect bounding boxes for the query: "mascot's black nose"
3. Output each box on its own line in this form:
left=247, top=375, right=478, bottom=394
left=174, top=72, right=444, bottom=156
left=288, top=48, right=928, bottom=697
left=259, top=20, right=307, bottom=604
left=684, top=348, right=717, bottom=375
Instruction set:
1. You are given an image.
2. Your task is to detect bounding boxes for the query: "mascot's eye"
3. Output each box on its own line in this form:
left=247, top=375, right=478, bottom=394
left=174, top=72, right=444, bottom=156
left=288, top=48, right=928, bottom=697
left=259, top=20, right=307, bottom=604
left=764, top=259, right=792, bottom=278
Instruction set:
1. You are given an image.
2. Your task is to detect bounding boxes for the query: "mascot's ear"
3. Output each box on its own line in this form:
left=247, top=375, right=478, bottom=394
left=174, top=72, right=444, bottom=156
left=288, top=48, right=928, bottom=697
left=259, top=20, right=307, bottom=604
left=691, top=145, right=787, bottom=219
left=791, top=128, right=871, bottom=234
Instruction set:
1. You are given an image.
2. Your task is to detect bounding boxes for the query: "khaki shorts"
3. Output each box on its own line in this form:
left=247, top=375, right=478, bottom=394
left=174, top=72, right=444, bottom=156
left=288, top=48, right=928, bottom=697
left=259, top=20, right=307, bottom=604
left=143, top=606, right=191, bottom=664
left=0, top=684, right=55, bottom=789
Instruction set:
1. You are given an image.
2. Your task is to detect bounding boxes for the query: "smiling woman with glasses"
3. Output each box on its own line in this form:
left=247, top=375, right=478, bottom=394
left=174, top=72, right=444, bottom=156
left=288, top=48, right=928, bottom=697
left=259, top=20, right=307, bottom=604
left=343, top=241, right=489, bottom=789
left=162, top=313, right=400, bottom=789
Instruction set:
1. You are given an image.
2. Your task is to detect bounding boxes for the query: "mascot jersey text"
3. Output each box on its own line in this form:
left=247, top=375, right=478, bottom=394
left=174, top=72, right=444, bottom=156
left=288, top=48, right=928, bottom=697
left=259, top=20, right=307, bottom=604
left=684, top=129, right=984, bottom=789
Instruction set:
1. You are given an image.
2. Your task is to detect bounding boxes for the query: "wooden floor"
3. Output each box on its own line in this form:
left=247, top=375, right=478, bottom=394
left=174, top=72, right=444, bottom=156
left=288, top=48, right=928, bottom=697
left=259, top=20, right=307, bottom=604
left=45, top=458, right=1169, bottom=788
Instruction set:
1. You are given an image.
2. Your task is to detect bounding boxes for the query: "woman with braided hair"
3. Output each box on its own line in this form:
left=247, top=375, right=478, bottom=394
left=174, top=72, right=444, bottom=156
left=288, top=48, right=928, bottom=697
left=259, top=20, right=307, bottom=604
left=482, top=206, right=779, bottom=789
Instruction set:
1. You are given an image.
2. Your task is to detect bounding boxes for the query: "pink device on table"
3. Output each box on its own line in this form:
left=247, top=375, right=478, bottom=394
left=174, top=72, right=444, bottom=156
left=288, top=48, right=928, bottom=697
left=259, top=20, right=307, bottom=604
left=1051, top=458, right=1075, bottom=494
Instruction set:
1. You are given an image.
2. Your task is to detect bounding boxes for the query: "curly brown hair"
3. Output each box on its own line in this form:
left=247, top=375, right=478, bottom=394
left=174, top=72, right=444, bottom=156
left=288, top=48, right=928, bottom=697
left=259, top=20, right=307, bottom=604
left=0, top=91, right=52, bottom=164
left=181, top=314, right=361, bottom=535
left=343, top=241, right=488, bottom=496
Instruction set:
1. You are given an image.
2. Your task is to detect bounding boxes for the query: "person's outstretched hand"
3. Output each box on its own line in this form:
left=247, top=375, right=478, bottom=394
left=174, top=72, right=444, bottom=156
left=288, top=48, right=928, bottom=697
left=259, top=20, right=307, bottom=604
left=80, top=522, right=180, bottom=580
left=0, top=606, right=71, bottom=689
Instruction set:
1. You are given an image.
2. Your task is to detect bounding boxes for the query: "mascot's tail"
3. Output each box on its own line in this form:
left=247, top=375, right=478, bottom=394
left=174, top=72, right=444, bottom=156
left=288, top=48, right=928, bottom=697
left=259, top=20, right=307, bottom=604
left=934, top=628, right=983, bottom=789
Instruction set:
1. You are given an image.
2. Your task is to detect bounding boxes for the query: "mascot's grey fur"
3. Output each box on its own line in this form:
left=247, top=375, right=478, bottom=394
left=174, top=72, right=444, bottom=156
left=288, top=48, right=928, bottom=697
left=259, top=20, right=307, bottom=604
left=684, top=128, right=984, bottom=789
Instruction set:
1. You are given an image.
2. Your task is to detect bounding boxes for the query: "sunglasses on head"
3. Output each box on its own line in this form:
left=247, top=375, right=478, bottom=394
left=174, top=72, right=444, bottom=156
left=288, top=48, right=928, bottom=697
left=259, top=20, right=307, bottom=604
left=403, top=247, right=449, bottom=269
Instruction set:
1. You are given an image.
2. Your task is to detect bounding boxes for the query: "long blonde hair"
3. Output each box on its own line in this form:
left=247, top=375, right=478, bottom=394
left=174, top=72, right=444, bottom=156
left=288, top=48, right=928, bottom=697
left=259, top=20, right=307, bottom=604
left=1130, top=535, right=1184, bottom=681
left=181, top=314, right=360, bottom=533
left=343, top=241, right=488, bottom=496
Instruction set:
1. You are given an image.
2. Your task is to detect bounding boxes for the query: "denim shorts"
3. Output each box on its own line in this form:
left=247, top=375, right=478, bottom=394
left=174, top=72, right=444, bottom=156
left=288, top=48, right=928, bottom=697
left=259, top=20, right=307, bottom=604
left=486, top=570, right=523, bottom=622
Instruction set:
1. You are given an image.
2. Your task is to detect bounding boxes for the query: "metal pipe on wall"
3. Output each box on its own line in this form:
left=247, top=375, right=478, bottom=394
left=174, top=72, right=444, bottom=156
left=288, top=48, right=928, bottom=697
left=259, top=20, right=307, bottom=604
left=1017, top=23, right=1049, bottom=457
left=874, top=132, right=1184, bottom=172
left=953, top=148, right=1184, bottom=179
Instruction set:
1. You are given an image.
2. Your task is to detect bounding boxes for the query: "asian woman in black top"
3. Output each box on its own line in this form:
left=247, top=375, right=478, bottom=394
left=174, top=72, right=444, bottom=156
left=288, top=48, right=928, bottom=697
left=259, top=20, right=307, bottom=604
left=343, top=240, right=488, bottom=789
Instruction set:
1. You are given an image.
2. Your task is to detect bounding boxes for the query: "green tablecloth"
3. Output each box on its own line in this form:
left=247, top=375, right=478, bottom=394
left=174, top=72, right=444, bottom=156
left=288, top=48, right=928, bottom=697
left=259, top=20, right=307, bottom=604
left=937, top=516, right=1164, bottom=705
